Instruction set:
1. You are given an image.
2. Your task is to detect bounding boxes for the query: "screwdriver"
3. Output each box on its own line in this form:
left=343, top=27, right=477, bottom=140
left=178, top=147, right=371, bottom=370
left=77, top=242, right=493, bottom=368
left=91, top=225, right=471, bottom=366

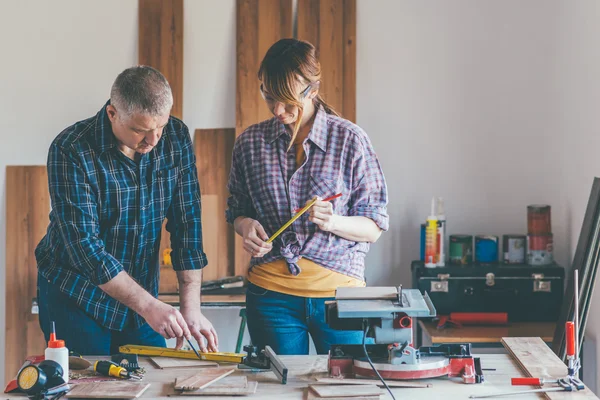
left=94, top=360, right=141, bottom=380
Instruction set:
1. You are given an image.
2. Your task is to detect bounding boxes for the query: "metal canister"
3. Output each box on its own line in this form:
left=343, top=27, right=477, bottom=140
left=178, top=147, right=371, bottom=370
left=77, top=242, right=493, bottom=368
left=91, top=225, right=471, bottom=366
left=503, top=234, right=526, bottom=264
left=475, top=235, right=499, bottom=264
left=527, top=205, right=552, bottom=235
left=527, top=234, right=553, bottom=266
left=449, top=235, right=473, bottom=265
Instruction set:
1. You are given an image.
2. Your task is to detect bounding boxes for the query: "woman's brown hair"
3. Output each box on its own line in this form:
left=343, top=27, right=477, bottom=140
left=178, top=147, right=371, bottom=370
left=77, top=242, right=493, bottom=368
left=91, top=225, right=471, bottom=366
left=258, top=38, right=338, bottom=145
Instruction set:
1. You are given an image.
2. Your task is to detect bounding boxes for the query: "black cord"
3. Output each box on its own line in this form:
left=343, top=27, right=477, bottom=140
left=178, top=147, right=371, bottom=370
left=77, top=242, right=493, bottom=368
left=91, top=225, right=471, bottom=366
left=362, top=321, right=396, bottom=400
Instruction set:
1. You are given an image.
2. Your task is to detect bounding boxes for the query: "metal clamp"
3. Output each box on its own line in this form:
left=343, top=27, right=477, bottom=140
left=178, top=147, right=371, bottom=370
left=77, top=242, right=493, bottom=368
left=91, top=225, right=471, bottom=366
left=532, top=273, right=551, bottom=292
left=431, top=274, right=449, bottom=293
left=486, top=273, right=495, bottom=287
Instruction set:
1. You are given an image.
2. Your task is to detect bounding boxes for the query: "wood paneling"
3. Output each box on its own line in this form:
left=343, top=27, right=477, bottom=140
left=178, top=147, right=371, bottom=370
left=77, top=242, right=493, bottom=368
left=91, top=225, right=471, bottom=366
left=195, top=129, right=236, bottom=280
left=235, top=0, right=293, bottom=276
left=5, top=166, right=49, bottom=384
left=139, top=0, right=184, bottom=292
left=297, top=0, right=356, bottom=122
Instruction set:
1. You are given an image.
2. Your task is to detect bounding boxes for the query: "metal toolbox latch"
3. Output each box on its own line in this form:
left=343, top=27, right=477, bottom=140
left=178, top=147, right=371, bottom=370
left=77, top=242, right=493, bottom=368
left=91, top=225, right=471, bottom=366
left=486, top=273, right=495, bottom=287
left=532, top=273, right=551, bottom=292
left=431, top=274, right=449, bottom=293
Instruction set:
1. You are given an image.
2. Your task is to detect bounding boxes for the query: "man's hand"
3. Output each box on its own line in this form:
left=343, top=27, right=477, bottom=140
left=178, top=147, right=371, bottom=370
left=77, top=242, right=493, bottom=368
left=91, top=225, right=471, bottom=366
left=142, top=299, right=191, bottom=340
left=177, top=307, right=219, bottom=353
left=308, top=197, right=338, bottom=232
left=236, top=217, right=273, bottom=257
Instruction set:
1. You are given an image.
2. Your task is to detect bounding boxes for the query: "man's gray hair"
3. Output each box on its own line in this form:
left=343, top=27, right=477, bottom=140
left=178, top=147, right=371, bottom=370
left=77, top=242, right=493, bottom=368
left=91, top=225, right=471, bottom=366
left=110, top=66, right=173, bottom=118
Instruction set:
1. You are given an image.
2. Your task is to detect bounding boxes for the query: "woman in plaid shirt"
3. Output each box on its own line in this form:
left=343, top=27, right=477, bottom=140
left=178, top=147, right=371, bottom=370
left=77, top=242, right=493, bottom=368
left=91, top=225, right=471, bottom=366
left=227, top=39, right=389, bottom=355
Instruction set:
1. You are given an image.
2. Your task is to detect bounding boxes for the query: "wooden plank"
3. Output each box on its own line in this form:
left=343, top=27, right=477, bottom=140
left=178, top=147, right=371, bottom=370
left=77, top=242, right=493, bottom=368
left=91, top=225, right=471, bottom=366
left=195, top=129, right=236, bottom=280
left=502, top=337, right=597, bottom=399
left=5, top=166, right=49, bottom=385
left=315, top=378, right=431, bottom=388
left=420, top=321, right=556, bottom=344
left=174, top=378, right=257, bottom=396
left=335, top=287, right=399, bottom=300
left=309, top=384, right=382, bottom=398
left=307, top=390, right=379, bottom=400
left=66, top=382, right=151, bottom=399
left=297, top=0, right=356, bottom=122
left=159, top=293, right=246, bottom=306
left=174, top=368, right=235, bottom=391
left=150, top=357, right=219, bottom=369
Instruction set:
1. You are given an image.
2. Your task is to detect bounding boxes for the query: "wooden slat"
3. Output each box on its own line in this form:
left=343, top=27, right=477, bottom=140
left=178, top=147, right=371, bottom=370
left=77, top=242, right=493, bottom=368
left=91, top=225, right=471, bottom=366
left=195, top=129, right=236, bottom=280
left=235, top=0, right=293, bottom=276
left=297, top=0, right=356, bottom=122
left=502, top=337, right=597, bottom=399
left=5, top=166, right=49, bottom=384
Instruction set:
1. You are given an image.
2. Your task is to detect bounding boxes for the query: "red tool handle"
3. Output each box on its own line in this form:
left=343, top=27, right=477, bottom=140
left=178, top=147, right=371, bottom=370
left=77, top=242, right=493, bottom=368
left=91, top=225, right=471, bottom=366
left=294, top=193, right=342, bottom=213
left=566, top=321, right=575, bottom=357
left=511, top=377, right=542, bottom=386
left=449, top=312, right=508, bottom=325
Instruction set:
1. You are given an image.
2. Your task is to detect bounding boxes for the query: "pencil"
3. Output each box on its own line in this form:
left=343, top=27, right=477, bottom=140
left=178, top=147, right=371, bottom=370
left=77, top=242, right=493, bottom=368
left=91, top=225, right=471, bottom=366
left=293, top=193, right=342, bottom=213
left=266, top=197, right=319, bottom=243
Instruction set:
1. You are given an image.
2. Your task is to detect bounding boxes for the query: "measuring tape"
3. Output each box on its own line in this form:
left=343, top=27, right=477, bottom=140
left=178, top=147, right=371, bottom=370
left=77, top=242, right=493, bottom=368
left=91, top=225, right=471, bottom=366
left=118, top=344, right=245, bottom=363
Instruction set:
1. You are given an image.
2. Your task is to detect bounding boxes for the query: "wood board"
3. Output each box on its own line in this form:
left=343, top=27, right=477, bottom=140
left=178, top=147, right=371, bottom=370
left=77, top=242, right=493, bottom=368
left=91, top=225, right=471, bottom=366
left=172, top=377, right=257, bottom=396
left=150, top=357, right=218, bottom=369
left=501, top=337, right=597, bottom=399
left=66, top=382, right=151, bottom=398
left=194, top=128, right=236, bottom=281
left=307, top=388, right=379, bottom=400
left=5, top=166, right=49, bottom=385
left=235, top=0, right=293, bottom=277
left=315, top=377, right=430, bottom=388
left=174, top=368, right=235, bottom=391
left=335, top=287, right=398, bottom=300
left=297, top=0, right=356, bottom=122
left=309, top=384, right=382, bottom=398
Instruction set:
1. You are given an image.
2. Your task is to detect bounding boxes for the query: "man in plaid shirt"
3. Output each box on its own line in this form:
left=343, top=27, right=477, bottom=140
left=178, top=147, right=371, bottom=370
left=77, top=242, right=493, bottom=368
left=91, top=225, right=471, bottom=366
left=35, top=66, right=218, bottom=355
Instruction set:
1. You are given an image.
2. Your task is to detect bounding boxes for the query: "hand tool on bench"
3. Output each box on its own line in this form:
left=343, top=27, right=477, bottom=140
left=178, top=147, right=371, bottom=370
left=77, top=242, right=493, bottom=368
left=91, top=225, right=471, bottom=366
left=94, top=360, right=142, bottom=380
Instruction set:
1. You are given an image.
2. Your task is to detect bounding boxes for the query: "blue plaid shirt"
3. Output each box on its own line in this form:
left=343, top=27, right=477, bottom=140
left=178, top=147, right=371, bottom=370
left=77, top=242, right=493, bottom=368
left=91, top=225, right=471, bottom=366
left=36, top=102, right=207, bottom=330
left=226, top=106, right=389, bottom=280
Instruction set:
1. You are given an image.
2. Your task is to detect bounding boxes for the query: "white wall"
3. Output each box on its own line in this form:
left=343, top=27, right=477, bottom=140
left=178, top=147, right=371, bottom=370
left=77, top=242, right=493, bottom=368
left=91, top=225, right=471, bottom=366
left=1, top=0, right=600, bottom=391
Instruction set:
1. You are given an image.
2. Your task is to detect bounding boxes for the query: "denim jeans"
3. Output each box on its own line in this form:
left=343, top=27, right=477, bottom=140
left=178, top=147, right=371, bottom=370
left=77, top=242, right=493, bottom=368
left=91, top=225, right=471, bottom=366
left=38, top=273, right=166, bottom=355
left=245, top=283, right=364, bottom=355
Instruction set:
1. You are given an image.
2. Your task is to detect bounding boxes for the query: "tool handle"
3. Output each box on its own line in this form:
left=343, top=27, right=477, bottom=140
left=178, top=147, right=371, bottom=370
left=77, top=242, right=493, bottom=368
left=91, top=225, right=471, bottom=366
left=566, top=321, right=575, bottom=357
left=511, top=377, right=542, bottom=386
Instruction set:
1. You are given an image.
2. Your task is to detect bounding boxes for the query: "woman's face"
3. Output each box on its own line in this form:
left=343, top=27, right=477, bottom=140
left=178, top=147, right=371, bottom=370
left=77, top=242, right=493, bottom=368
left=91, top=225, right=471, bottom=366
left=260, top=80, right=315, bottom=125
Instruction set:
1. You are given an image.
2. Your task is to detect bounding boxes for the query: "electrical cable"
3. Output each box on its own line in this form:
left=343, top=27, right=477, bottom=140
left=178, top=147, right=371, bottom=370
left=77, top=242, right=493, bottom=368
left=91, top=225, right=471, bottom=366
left=362, top=320, right=395, bottom=400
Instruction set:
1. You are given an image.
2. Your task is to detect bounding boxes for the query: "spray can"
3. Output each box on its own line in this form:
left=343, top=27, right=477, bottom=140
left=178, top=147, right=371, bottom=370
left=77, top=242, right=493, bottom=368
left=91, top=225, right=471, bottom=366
left=45, top=321, right=69, bottom=383
left=425, top=197, right=438, bottom=268
left=436, top=197, right=446, bottom=267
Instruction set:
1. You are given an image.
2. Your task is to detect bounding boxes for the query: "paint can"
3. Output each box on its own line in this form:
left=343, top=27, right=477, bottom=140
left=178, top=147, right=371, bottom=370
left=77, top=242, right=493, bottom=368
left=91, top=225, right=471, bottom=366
left=449, top=235, right=473, bottom=265
left=527, top=234, right=554, bottom=266
left=527, top=205, right=552, bottom=235
left=503, top=234, right=526, bottom=264
left=475, top=235, right=499, bottom=264
left=420, top=223, right=426, bottom=261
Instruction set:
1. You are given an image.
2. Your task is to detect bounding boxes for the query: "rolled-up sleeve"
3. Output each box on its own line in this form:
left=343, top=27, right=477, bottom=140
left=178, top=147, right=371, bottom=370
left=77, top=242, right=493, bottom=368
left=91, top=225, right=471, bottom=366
left=226, top=138, right=256, bottom=224
left=347, top=134, right=389, bottom=231
left=48, top=144, right=124, bottom=285
left=166, top=127, right=208, bottom=271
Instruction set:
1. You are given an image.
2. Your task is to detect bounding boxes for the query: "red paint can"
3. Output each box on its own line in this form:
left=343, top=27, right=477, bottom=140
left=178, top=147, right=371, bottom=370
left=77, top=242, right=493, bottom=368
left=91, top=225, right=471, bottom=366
left=527, top=205, right=551, bottom=234
left=527, top=233, right=554, bottom=265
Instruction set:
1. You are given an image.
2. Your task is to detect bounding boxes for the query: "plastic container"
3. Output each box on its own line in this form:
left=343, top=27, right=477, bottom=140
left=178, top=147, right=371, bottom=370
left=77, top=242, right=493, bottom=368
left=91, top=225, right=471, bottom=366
left=45, top=321, right=69, bottom=383
left=425, top=197, right=438, bottom=268
left=436, top=197, right=446, bottom=267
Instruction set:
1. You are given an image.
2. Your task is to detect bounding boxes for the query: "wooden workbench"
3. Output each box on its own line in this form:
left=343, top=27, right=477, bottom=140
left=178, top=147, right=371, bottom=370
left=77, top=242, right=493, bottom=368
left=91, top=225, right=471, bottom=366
left=5, top=352, right=591, bottom=399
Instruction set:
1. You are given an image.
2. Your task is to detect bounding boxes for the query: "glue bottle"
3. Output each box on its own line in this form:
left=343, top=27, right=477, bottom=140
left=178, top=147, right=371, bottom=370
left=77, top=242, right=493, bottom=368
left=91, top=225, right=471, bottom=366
left=45, top=321, right=69, bottom=383
left=425, top=197, right=438, bottom=268
left=436, top=197, right=446, bottom=267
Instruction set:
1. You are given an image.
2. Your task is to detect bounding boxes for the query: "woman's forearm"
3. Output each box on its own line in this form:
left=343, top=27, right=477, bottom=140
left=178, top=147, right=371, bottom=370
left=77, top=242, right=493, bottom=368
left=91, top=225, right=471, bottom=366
left=330, top=215, right=382, bottom=243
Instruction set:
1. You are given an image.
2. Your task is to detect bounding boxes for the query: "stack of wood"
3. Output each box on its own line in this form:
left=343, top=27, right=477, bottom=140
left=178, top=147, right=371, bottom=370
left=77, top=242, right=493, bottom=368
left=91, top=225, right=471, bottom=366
left=171, top=368, right=258, bottom=396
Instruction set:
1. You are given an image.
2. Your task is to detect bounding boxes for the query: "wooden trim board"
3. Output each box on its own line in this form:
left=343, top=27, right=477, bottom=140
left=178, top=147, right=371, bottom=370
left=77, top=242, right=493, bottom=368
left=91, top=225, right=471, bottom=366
left=315, top=377, right=431, bottom=388
left=174, top=368, right=236, bottom=391
left=501, top=337, right=598, bottom=399
left=66, top=382, right=151, bottom=399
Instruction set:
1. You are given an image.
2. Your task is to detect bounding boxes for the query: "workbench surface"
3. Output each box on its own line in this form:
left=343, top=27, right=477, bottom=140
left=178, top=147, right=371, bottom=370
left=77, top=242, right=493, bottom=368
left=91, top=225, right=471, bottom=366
left=6, top=353, right=586, bottom=399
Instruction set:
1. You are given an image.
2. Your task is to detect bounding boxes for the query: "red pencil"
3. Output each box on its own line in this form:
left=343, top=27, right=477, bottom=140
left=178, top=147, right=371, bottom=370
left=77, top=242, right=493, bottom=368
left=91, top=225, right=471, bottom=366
left=294, top=193, right=342, bottom=213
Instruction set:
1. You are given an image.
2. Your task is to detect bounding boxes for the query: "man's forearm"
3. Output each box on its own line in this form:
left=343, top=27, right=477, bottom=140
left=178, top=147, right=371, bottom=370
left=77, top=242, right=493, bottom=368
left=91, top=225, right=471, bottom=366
left=177, top=269, right=203, bottom=310
left=331, top=215, right=382, bottom=243
left=99, top=271, right=157, bottom=316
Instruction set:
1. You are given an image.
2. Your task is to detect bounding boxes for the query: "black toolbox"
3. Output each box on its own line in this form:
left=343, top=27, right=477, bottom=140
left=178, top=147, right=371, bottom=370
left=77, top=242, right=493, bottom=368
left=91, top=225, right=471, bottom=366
left=411, top=260, right=565, bottom=322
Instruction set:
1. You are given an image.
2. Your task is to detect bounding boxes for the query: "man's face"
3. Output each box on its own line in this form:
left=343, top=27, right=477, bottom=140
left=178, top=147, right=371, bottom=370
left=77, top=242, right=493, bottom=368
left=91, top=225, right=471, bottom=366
left=106, top=105, right=170, bottom=155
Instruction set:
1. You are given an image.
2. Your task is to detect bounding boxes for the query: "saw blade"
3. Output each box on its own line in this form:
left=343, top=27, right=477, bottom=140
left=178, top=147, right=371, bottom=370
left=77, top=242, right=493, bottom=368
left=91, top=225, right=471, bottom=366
left=354, top=356, right=450, bottom=380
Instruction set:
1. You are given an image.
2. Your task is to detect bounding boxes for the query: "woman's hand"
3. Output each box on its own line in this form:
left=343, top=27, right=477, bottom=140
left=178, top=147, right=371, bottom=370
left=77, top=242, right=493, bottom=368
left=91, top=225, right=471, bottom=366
left=236, top=217, right=273, bottom=257
left=308, top=197, right=338, bottom=232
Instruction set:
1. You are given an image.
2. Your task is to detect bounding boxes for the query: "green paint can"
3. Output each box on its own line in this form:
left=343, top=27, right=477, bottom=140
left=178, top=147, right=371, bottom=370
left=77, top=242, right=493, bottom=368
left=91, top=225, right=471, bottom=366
left=449, top=235, right=473, bottom=265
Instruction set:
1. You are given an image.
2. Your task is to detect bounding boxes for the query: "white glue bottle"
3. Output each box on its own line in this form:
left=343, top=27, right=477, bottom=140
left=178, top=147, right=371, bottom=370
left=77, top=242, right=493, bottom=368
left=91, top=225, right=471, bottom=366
left=45, top=321, right=69, bottom=383
left=436, top=197, right=446, bottom=267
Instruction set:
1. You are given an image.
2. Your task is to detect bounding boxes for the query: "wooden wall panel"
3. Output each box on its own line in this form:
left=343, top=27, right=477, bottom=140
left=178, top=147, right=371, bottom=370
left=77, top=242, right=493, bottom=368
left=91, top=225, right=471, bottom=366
left=297, top=0, right=356, bottom=122
left=5, top=166, right=49, bottom=384
left=235, top=0, right=293, bottom=276
left=139, top=0, right=184, bottom=292
left=195, top=129, right=236, bottom=280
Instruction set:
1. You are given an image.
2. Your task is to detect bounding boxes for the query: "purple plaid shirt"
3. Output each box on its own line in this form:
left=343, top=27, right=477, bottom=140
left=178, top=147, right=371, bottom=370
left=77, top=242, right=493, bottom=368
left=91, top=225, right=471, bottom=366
left=226, top=107, right=388, bottom=280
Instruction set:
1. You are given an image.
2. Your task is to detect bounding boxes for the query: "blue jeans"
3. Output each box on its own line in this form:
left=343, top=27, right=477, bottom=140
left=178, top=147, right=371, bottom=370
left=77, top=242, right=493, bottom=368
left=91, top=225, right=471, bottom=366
left=245, top=283, right=364, bottom=355
left=38, top=273, right=166, bottom=355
